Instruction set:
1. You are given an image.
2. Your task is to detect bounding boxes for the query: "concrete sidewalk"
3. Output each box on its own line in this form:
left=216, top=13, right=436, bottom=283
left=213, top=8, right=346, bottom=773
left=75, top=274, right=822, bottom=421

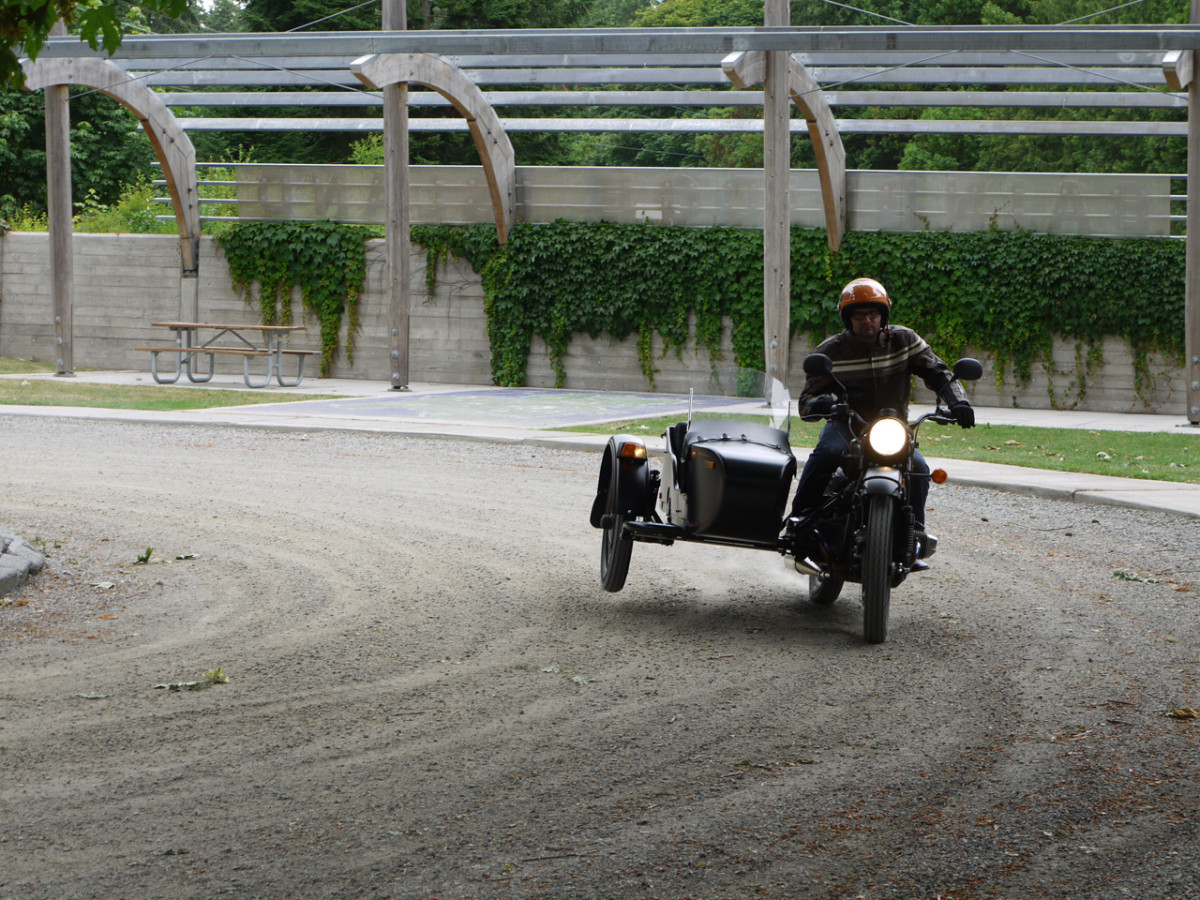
left=3, top=369, right=1199, bottom=518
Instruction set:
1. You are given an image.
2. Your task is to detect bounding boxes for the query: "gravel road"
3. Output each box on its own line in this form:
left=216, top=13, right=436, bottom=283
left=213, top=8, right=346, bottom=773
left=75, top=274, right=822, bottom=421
left=2, top=416, right=1198, bottom=900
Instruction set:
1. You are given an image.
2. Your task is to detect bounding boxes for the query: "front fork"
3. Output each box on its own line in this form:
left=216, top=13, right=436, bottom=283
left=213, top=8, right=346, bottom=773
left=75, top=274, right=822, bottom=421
left=859, top=465, right=918, bottom=568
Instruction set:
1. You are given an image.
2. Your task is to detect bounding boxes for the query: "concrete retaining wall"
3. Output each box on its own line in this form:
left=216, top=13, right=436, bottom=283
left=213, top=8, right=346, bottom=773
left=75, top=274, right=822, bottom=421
left=0, top=232, right=1185, bottom=414
left=0, top=233, right=493, bottom=386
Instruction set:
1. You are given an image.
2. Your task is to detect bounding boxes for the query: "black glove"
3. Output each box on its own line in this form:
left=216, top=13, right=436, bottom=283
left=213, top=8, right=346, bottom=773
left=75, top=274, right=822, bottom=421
left=807, top=394, right=835, bottom=415
left=950, top=401, right=975, bottom=429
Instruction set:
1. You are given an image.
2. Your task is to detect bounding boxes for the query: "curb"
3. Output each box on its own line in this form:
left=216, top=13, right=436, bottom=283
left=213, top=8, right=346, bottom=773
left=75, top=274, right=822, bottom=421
left=0, top=528, right=46, bottom=598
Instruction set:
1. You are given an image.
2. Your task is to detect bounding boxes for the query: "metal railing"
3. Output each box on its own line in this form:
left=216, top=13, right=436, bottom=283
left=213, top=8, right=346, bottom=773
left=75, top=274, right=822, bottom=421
left=158, top=164, right=1176, bottom=239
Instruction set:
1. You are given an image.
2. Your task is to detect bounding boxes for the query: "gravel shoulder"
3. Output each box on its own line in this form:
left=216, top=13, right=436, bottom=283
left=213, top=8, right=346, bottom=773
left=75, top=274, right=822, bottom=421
left=2, top=416, right=1199, bottom=900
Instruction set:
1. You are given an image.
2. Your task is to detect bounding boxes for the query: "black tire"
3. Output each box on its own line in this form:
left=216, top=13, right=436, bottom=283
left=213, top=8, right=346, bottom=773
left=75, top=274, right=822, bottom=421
left=809, top=572, right=844, bottom=605
left=600, top=512, right=633, bottom=592
left=861, top=494, right=895, bottom=643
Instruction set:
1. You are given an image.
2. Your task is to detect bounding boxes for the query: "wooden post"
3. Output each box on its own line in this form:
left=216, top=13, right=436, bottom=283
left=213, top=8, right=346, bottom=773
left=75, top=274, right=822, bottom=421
left=763, top=0, right=790, bottom=386
left=46, top=81, right=74, bottom=376
left=383, top=0, right=411, bottom=390
left=1188, top=0, right=1200, bottom=423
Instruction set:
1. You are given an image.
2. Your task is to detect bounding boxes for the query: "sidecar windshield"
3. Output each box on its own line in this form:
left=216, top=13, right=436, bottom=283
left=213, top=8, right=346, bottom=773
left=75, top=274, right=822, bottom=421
left=687, top=367, right=791, bottom=435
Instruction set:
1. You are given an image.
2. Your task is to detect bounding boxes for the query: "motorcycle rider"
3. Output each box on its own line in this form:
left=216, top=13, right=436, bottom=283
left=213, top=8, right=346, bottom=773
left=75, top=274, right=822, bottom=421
left=787, top=277, right=975, bottom=540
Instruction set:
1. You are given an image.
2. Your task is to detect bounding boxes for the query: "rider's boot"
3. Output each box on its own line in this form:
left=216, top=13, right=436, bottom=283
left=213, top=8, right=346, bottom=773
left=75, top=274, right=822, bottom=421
left=911, top=529, right=938, bottom=572
left=783, top=514, right=822, bottom=570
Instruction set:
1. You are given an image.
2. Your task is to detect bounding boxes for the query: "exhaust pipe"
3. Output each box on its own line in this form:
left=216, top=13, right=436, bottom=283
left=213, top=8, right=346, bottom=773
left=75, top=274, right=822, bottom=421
left=794, top=558, right=821, bottom=577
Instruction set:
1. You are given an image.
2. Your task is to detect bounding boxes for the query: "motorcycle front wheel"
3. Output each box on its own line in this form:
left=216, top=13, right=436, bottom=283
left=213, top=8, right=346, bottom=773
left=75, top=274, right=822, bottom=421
left=600, top=512, right=633, bottom=592
left=861, top=494, right=894, bottom=643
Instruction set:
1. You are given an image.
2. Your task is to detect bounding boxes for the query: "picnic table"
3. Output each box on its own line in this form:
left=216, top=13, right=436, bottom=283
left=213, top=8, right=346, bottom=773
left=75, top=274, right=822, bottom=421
left=138, top=322, right=316, bottom=389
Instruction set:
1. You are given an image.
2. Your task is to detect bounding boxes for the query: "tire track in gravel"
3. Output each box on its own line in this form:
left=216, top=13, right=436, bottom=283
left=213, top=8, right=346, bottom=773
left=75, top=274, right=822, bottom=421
left=2, top=417, right=1198, bottom=900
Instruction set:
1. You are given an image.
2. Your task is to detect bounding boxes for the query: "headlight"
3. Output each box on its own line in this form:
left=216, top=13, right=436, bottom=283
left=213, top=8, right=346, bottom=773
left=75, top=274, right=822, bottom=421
left=866, top=417, right=910, bottom=458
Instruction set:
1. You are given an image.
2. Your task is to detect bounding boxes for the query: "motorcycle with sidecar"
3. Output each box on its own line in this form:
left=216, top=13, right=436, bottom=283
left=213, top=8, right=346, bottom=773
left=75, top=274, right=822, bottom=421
left=589, top=358, right=983, bottom=643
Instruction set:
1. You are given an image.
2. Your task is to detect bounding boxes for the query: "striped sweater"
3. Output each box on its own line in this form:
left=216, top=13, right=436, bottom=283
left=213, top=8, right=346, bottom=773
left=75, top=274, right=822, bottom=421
left=798, top=325, right=967, bottom=422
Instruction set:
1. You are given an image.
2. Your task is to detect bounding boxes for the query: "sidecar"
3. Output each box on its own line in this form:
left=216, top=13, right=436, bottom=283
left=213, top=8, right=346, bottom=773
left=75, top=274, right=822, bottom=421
left=590, top=370, right=796, bottom=592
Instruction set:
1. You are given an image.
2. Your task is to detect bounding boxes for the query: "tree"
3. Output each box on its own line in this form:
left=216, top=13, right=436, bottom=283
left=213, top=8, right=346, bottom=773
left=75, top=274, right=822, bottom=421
left=583, top=0, right=656, bottom=27
left=1026, top=0, right=1185, bottom=25
left=633, top=0, right=764, bottom=26
left=429, top=0, right=592, bottom=29
left=1, top=0, right=188, bottom=89
left=200, top=0, right=250, bottom=34
left=0, top=86, right=157, bottom=219
left=241, top=0, right=380, bottom=33
left=240, top=0, right=595, bottom=33
left=113, top=0, right=201, bottom=35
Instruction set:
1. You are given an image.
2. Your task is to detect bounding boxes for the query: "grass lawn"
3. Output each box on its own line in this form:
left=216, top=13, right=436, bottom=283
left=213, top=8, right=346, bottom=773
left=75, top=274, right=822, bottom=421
left=3, top=358, right=1197, bottom=483
left=566, top=414, right=1200, bottom=484
left=0, top=358, right=337, bottom=411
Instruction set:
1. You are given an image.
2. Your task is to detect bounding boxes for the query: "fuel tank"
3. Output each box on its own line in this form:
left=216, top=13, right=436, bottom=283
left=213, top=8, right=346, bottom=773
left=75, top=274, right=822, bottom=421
left=683, top=420, right=796, bottom=544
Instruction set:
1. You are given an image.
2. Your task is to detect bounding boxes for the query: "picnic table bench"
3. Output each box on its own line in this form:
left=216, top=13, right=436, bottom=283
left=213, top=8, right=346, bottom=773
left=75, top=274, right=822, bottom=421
left=138, top=322, right=316, bottom=388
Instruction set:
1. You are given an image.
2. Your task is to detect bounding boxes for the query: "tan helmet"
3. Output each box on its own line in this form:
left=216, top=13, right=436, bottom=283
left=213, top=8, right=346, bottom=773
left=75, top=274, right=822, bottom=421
left=838, top=277, right=891, bottom=329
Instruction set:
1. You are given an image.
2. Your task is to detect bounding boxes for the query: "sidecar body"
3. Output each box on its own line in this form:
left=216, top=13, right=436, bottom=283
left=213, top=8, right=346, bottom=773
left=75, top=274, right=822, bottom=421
left=591, top=371, right=796, bottom=592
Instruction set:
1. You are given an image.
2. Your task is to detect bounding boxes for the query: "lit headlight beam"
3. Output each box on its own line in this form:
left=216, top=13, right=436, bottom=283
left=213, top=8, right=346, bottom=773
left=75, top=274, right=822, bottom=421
left=866, top=417, right=909, bottom=457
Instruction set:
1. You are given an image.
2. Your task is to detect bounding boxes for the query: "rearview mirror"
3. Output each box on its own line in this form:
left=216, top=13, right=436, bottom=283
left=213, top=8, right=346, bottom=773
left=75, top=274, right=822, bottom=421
left=954, top=358, right=984, bottom=382
left=803, top=353, right=833, bottom=377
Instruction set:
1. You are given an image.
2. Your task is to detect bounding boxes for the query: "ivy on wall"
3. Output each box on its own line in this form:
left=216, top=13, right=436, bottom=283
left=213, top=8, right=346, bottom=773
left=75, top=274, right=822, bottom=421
left=213, top=220, right=1184, bottom=401
left=216, top=221, right=377, bottom=377
left=413, top=221, right=1185, bottom=402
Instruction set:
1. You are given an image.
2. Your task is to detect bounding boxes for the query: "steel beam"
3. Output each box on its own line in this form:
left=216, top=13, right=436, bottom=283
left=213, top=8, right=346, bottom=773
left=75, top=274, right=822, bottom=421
left=35, top=27, right=1200, bottom=61
left=174, top=116, right=1188, bottom=137
left=117, top=50, right=1189, bottom=70
left=154, top=89, right=1189, bottom=110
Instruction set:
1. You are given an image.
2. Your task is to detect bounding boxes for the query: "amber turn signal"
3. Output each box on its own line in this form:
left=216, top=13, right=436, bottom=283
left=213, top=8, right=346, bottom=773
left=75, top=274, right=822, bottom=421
left=931, top=468, right=949, bottom=484
left=617, top=441, right=646, bottom=460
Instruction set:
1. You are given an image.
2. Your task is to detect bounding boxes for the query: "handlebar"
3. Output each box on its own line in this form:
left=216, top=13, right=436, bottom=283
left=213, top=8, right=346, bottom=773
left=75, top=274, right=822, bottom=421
left=803, top=404, right=958, bottom=431
left=913, top=409, right=956, bottom=428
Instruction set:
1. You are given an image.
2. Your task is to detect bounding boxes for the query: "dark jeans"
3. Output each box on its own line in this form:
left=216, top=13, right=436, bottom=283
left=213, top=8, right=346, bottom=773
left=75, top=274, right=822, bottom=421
left=789, top=421, right=930, bottom=527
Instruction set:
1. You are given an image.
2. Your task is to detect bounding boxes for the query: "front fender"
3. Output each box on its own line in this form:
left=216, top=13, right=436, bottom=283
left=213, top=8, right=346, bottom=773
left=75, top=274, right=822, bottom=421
left=590, top=435, right=650, bottom=528
left=861, top=465, right=902, bottom=498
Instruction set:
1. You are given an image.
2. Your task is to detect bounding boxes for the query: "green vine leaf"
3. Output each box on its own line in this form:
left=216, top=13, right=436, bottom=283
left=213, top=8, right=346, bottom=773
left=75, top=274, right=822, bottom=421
left=216, top=221, right=377, bottom=377
left=414, top=222, right=1187, bottom=405
left=205, top=219, right=1186, bottom=397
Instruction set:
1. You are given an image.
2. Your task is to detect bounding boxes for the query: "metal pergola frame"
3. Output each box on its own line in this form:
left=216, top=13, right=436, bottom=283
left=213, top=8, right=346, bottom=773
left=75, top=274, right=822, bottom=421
left=32, top=26, right=1200, bottom=58
left=20, top=23, right=1200, bottom=422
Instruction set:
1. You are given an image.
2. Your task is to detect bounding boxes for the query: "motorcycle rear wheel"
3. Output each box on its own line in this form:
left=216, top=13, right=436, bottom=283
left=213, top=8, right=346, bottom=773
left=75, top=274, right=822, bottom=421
left=809, top=572, right=843, bottom=605
left=861, top=494, right=894, bottom=643
left=600, top=512, right=633, bottom=592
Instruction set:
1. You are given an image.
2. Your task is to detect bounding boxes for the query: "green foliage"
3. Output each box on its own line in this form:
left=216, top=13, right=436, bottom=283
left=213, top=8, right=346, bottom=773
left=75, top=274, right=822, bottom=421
left=199, top=0, right=249, bottom=33
left=241, top=0, right=380, bottom=32
left=411, top=224, right=505, bottom=296
left=413, top=222, right=1184, bottom=403
left=582, top=0, right=656, bottom=26
left=1, top=0, right=188, bottom=89
left=216, top=221, right=378, bottom=376
left=349, top=134, right=385, bottom=166
left=430, top=0, right=592, bottom=28
left=465, top=221, right=763, bottom=387
left=4, top=203, right=48, bottom=231
left=194, top=162, right=242, bottom=223
left=634, top=0, right=766, bottom=26
left=0, top=87, right=158, bottom=215
left=828, top=229, right=1184, bottom=402
left=73, top=178, right=176, bottom=234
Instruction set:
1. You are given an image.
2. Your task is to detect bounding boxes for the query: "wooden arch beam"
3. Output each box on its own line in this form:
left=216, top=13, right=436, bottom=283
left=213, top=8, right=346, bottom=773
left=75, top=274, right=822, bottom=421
left=22, top=56, right=201, bottom=273
left=723, top=50, right=847, bottom=253
left=352, top=52, right=516, bottom=244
